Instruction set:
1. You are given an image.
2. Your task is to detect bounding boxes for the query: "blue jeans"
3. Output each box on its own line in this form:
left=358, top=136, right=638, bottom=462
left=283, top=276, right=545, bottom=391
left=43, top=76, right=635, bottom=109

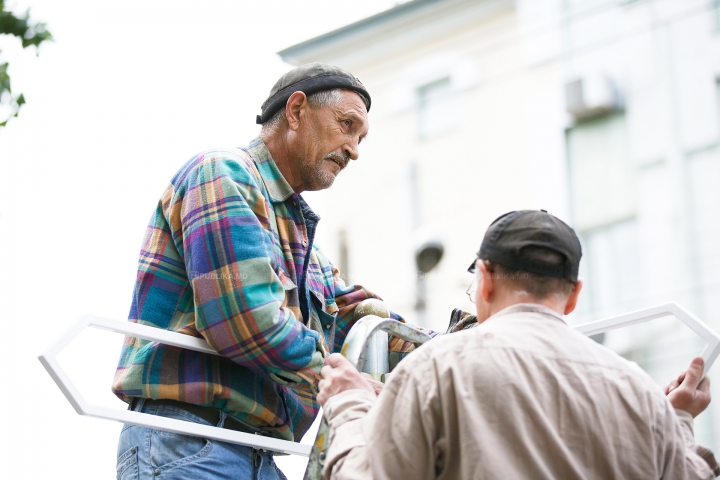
left=116, top=399, right=289, bottom=480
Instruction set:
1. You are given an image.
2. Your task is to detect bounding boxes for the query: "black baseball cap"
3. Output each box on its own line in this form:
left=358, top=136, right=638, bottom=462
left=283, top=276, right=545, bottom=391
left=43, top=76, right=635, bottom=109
left=256, top=63, right=371, bottom=124
left=468, top=210, right=582, bottom=283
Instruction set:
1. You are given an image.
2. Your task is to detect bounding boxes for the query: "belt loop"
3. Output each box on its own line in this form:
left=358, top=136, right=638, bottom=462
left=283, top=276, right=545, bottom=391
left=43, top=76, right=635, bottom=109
left=130, top=397, right=146, bottom=412
left=217, top=410, right=227, bottom=428
left=251, top=448, right=259, bottom=474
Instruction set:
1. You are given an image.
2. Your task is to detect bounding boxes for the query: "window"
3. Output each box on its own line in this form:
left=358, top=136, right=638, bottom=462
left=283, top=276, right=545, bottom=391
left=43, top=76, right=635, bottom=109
left=416, top=77, right=457, bottom=139
left=578, top=219, right=643, bottom=316
left=566, top=112, right=641, bottom=319
left=566, top=113, right=634, bottom=231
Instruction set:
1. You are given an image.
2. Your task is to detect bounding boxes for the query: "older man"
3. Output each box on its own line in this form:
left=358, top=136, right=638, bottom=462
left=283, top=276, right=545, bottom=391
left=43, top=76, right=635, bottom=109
left=318, top=210, right=719, bottom=480
left=112, top=63, right=424, bottom=480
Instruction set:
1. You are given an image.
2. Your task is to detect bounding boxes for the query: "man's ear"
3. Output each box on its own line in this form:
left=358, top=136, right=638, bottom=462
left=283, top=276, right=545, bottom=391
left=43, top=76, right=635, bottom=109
left=563, top=279, right=583, bottom=315
left=285, top=91, right=309, bottom=132
left=479, top=261, right=494, bottom=302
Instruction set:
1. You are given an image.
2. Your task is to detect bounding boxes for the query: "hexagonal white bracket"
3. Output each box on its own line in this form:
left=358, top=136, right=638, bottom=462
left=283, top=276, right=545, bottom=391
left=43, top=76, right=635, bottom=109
left=37, top=314, right=312, bottom=457
left=38, top=302, right=720, bottom=458
left=573, top=302, right=720, bottom=375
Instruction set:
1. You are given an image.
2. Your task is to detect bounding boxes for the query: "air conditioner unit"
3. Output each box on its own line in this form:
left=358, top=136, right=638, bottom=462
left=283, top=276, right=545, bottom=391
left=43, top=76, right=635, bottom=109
left=565, top=75, right=621, bottom=121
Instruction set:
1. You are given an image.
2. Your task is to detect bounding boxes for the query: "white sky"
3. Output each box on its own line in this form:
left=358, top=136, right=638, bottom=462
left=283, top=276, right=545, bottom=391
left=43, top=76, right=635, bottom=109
left=0, top=1, right=399, bottom=477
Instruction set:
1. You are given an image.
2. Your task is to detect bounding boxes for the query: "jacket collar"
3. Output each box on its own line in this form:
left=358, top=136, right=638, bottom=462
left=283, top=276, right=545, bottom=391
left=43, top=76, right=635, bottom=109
left=488, top=303, right=567, bottom=325
left=245, top=137, right=295, bottom=203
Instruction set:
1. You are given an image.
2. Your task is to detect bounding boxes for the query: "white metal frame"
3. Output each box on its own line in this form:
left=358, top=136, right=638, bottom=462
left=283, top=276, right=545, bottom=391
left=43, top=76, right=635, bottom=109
left=573, top=302, right=720, bottom=374
left=37, top=315, right=312, bottom=457
left=38, top=302, right=720, bottom=458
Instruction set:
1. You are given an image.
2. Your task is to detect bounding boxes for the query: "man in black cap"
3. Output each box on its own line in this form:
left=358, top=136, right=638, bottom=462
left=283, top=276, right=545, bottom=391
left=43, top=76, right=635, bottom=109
left=113, top=63, right=429, bottom=479
left=317, top=210, right=718, bottom=479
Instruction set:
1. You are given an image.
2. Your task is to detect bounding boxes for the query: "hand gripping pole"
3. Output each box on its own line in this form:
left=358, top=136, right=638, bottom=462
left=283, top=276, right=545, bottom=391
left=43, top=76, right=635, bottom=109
left=303, top=317, right=432, bottom=480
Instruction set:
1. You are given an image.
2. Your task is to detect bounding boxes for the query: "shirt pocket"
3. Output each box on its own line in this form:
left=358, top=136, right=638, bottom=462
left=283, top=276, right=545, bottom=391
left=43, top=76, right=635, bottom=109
left=309, top=289, right=339, bottom=316
left=324, top=299, right=339, bottom=317
left=276, top=268, right=298, bottom=308
left=310, top=289, right=339, bottom=351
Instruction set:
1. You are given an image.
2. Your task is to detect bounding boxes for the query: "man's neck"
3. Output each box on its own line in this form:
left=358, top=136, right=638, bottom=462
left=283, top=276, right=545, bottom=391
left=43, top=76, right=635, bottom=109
left=484, top=292, right=566, bottom=320
left=260, top=131, right=302, bottom=193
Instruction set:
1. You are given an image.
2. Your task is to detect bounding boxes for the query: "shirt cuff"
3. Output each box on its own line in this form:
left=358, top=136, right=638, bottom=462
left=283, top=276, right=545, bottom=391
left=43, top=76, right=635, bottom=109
left=324, top=389, right=377, bottom=425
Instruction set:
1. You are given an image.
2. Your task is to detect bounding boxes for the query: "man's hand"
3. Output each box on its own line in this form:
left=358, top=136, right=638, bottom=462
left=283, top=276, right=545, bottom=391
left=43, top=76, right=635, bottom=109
left=317, top=353, right=375, bottom=407
left=664, top=357, right=711, bottom=418
left=361, top=373, right=384, bottom=396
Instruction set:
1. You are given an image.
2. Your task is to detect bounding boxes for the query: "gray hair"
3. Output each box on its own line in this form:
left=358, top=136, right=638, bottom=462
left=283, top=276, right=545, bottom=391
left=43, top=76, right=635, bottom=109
left=261, top=89, right=346, bottom=134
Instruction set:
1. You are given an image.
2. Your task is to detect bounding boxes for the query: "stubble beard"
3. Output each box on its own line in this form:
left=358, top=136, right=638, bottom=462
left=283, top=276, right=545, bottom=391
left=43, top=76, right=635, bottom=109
left=297, top=153, right=337, bottom=191
left=296, top=118, right=350, bottom=191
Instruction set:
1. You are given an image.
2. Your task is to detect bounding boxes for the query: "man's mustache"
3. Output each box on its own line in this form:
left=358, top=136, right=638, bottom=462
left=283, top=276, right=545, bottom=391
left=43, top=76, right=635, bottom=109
left=326, top=152, right=349, bottom=169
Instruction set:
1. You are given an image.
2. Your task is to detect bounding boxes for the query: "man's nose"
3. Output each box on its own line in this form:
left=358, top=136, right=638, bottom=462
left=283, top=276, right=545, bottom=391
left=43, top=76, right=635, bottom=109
left=344, top=137, right=360, bottom=161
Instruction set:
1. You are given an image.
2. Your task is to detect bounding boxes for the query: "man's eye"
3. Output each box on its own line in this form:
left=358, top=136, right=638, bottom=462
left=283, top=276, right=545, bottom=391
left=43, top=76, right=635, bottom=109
left=342, top=120, right=351, bottom=128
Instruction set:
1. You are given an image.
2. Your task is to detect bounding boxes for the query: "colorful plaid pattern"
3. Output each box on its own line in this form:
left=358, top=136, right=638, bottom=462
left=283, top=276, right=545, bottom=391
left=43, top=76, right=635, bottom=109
left=112, top=138, right=432, bottom=442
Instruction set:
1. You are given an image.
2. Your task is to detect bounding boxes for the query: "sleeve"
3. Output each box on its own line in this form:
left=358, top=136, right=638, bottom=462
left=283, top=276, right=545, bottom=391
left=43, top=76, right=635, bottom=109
left=323, top=357, right=439, bottom=480
left=387, top=324, right=442, bottom=371
left=386, top=307, right=478, bottom=367
left=445, top=308, right=478, bottom=333
left=323, top=390, right=377, bottom=480
left=172, top=153, right=325, bottom=389
left=672, top=409, right=719, bottom=478
left=363, top=356, right=438, bottom=480
left=658, top=404, right=718, bottom=479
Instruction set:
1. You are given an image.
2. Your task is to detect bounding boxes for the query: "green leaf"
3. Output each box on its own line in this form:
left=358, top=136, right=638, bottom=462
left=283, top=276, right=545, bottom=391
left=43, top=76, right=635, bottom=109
left=0, top=2, right=52, bottom=128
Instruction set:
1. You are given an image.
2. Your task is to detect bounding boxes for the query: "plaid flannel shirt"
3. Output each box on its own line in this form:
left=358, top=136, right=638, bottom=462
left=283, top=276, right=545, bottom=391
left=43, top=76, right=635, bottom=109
left=112, top=138, right=429, bottom=441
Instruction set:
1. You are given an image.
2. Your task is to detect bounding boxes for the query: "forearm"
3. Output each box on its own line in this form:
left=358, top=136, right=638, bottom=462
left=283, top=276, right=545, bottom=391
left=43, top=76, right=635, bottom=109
left=675, top=409, right=720, bottom=478
left=323, top=390, right=376, bottom=480
left=321, top=355, right=437, bottom=480
left=178, top=153, right=324, bottom=387
left=190, top=256, right=325, bottom=387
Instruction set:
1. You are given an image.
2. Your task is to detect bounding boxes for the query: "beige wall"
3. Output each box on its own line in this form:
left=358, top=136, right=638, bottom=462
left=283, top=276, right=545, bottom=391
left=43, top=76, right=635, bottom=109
left=286, top=0, right=720, bottom=450
left=305, top=4, right=567, bottom=331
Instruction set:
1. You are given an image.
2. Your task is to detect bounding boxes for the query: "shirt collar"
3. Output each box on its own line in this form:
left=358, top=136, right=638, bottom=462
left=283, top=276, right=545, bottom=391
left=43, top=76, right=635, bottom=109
left=487, top=303, right=567, bottom=325
left=245, top=137, right=295, bottom=203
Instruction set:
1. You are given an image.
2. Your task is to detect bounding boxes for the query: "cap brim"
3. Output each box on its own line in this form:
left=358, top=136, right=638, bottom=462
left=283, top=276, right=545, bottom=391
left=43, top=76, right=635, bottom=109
left=467, top=260, right=477, bottom=273
left=257, top=74, right=371, bottom=124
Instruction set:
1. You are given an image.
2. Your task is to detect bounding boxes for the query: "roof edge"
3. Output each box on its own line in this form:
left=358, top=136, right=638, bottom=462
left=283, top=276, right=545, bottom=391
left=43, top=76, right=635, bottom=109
left=278, top=0, right=447, bottom=64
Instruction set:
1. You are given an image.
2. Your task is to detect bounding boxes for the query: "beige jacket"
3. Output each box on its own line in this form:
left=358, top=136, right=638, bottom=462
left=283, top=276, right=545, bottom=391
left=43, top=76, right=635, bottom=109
left=323, top=304, right=718, bottom=480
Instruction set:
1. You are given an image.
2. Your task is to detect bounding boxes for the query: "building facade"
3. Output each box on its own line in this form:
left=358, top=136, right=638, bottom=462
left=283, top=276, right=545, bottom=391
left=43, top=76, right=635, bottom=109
left=281, top=0, right=569, bottom=329
left=280, top=0, right=720, bottom=449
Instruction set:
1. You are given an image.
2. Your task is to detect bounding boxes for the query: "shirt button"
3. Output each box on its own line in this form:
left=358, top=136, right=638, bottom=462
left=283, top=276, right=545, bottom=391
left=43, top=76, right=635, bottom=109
left=302, top=240, right=307, bottom=246
left=324, top=324, right=331, bottom=329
